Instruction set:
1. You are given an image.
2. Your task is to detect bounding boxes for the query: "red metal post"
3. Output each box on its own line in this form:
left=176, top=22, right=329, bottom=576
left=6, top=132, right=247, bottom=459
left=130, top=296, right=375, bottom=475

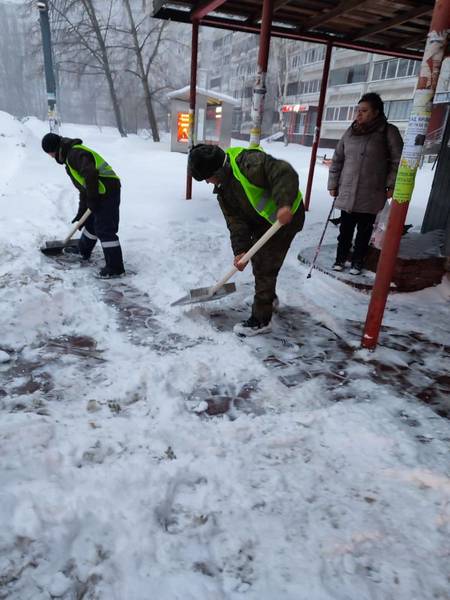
left=361, top=0, right=450, bottom=349
left=304, top=42, right=332, bottom=210
left=249, top=0, right=274, bottom=147
left=186, top=19, right=199, bottom=200
left=191, top=0, right=227, bottom=21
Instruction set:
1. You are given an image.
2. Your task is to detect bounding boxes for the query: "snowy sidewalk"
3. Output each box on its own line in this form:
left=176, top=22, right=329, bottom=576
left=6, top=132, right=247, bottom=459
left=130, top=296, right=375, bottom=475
left=0, top=112, right=449, bottom=600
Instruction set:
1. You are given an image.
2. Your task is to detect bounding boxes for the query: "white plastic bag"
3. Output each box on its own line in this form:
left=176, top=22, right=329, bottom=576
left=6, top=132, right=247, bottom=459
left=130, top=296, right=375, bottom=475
left=370, top=200, right=391, bottom=250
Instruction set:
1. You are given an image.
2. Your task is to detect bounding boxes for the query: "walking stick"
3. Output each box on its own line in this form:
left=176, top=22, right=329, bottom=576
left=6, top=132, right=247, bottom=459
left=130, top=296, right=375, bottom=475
left=306, top=200, right=336, bottom=279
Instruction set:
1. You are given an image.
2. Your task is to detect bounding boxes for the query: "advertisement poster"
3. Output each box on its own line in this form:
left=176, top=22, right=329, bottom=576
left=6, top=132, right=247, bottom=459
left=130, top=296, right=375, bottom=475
left=177, top=112, right=190, bottom=143
left=394, top=91, right=432, bottom=203
left=394, top=29, right=447, bottom=203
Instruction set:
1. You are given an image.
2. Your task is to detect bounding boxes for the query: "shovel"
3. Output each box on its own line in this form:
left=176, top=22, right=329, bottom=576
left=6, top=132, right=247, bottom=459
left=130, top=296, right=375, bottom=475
left=40, top=208, right=92, bottom=256
left=172, top=219, right=283, bottom=307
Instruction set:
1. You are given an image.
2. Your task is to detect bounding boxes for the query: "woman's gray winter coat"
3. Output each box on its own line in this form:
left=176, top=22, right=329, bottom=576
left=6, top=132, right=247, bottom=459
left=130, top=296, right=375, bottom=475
left=327, top=120, right=403, bottom=214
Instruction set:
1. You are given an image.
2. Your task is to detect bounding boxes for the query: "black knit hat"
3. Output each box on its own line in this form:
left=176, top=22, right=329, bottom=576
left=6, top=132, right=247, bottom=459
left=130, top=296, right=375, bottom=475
left=188, top=144, right=226, bottom=181
left=41, top=133, right=62, bottom=153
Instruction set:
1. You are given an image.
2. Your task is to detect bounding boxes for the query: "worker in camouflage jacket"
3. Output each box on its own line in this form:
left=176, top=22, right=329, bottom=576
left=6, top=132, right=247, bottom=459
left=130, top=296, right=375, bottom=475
left=189, top=144, right=305, bottom=337
left=41, top=133, right=125, bottom=278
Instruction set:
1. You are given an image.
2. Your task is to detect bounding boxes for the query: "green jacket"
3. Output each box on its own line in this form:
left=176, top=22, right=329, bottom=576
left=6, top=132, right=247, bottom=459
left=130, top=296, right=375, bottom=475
left=226, top=147, right=302, bottom=224
left=215, top=148, right=303, bottom=255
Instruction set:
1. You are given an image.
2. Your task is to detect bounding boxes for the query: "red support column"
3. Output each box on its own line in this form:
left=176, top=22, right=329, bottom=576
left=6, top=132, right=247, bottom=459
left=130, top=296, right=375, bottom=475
left=191, top=0, right=226, bottom=21
left=186, top=20, right=199, bottom=200
left=304, top=42, right=332, bottom=210
left=249, top=0, right=274, bottom=147
left=361, top=0, right=450, bottom=349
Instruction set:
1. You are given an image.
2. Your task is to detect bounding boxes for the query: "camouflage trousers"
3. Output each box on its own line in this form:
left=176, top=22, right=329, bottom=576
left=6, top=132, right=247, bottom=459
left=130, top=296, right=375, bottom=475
left=250, top=205, right=305, bottom=324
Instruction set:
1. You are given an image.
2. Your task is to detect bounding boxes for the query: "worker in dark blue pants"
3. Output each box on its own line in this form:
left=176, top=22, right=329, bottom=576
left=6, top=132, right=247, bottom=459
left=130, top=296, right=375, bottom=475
left=42, top=133, right=125, bottom=278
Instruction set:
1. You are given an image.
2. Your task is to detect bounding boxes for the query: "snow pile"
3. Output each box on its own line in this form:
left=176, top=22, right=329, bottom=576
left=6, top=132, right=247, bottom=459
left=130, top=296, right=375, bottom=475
left=0, top=110, right=28, bottom=189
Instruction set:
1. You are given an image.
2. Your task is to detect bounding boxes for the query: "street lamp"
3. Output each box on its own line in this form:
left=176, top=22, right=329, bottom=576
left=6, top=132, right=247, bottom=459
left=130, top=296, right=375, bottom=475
left=37, top=0, right=59, bottom=132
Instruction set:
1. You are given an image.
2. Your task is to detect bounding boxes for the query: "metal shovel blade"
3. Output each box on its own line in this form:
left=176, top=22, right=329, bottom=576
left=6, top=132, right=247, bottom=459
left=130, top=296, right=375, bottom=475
left=171, top=282, right=236, bottom=307
left=40, top=239, right=79, bottom=256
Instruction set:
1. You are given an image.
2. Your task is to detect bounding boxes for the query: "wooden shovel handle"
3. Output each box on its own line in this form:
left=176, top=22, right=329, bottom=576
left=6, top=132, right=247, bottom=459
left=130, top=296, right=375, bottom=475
left=63, top=209, right=92, bottom=244
left=209, top=220, right=283, bottom=296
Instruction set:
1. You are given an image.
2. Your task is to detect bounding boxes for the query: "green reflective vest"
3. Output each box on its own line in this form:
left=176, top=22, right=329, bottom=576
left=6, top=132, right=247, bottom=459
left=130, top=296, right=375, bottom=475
left=226, top=147, right=302, bottom=224
left=66, top=144, right=119, bottom=195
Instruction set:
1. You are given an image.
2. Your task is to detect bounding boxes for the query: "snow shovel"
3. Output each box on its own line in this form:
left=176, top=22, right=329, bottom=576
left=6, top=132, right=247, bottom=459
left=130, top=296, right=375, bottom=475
left=172, top=219, right=283, bottom=307
left=40, top=208, right=92, bottom=256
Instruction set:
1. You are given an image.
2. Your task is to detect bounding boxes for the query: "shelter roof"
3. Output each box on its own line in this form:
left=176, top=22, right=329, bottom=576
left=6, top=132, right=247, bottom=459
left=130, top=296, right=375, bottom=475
left=167, top=85, right=240, bottom=105
left=153, top=0, right=437, bottom=59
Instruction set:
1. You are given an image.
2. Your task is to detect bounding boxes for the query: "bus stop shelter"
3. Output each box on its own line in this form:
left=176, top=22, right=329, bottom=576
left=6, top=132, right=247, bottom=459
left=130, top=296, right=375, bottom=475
left=152, top=0, right=450, bottom=350
left=168, top=86, right=239, bottom=152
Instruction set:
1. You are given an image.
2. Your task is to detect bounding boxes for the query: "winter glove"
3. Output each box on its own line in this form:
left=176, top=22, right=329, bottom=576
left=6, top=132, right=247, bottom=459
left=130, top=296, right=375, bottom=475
left=71, top=212, right=87, bottom=230
left=73, top=193, right=88, bottom=225
left=71, top=210, right=85, bottom=224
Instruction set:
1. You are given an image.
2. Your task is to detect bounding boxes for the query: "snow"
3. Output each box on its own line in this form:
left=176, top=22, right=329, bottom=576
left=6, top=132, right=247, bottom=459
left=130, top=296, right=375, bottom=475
left=167, top=86, right=241, bottom=106
left=0, top=110, right=449, bottom=599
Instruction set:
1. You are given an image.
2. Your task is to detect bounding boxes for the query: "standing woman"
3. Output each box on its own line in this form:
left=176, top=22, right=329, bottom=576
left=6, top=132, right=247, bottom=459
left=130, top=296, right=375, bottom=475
left=327, top=92, right=403, bottom=274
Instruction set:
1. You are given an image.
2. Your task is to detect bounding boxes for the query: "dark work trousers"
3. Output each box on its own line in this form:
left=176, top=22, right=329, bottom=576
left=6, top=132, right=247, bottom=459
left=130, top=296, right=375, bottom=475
left=78, top=188, right=124, bottom=271
left=336, top=210, right=376, bottom=266
left=250, top=205, right=305, bottom=324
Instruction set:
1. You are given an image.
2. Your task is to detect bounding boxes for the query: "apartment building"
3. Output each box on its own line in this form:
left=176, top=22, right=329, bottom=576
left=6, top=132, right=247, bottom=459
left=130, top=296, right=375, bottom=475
left=203, top=32, right=420, bottom=147
left=320, top=48, right=419, bottom=146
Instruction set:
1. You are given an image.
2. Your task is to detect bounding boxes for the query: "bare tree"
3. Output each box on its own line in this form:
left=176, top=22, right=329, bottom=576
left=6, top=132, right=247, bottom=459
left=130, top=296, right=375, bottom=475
left=120, top=0, right=166, bottom=141
left=0, top=3, right=43, bottom=118
left=0, top=5, right=25, bottom=116
left=49, top=0, right=127, bottom=136
left=7, top=1, right=191, bottom=134
left=109, top=2, right=190, bottom=142
left=272, top=38, right=291, bottom=145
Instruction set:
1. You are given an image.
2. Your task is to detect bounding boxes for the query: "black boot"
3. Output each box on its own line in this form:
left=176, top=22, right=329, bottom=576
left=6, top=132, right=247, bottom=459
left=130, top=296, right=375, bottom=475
left=233, top=315, right=272, bottom=337
left=98, top=265, right=125, bottom=279
left=98, top=243, right=125, bottom=278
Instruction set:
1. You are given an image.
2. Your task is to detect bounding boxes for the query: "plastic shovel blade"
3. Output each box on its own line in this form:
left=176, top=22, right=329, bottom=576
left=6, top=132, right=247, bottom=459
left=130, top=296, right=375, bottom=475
left=171, top=282, right=236, bottom=307
left=40, top=239, right=80, bottom=256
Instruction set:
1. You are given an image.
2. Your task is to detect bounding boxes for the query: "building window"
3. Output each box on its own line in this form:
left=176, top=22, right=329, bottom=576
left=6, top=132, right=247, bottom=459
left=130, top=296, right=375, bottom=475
left=384, top=99, right=413, bottom=121
left=210, top=77, right=221, bottom=89
left=372, top=58, right=420, bottom=81
left=338, top=107, right=348, bottom=121
left=291, top=54, right=302, bottom=69
left=300, top=79, right=321, bottom=94
left=325, top=107, right=335, bottom=120
left=304, top=45, right=325, bottom=64
left=324, top=105, right=356, bottom=122
left=294, top=113, right=306, bottom=133
left=348, top=63, right=368, bottom=84
left=329, top=64, right=368, bottom=86
left=287, top=81, right=298, bottom=96
left=232, top=109, right=242, bottom=129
